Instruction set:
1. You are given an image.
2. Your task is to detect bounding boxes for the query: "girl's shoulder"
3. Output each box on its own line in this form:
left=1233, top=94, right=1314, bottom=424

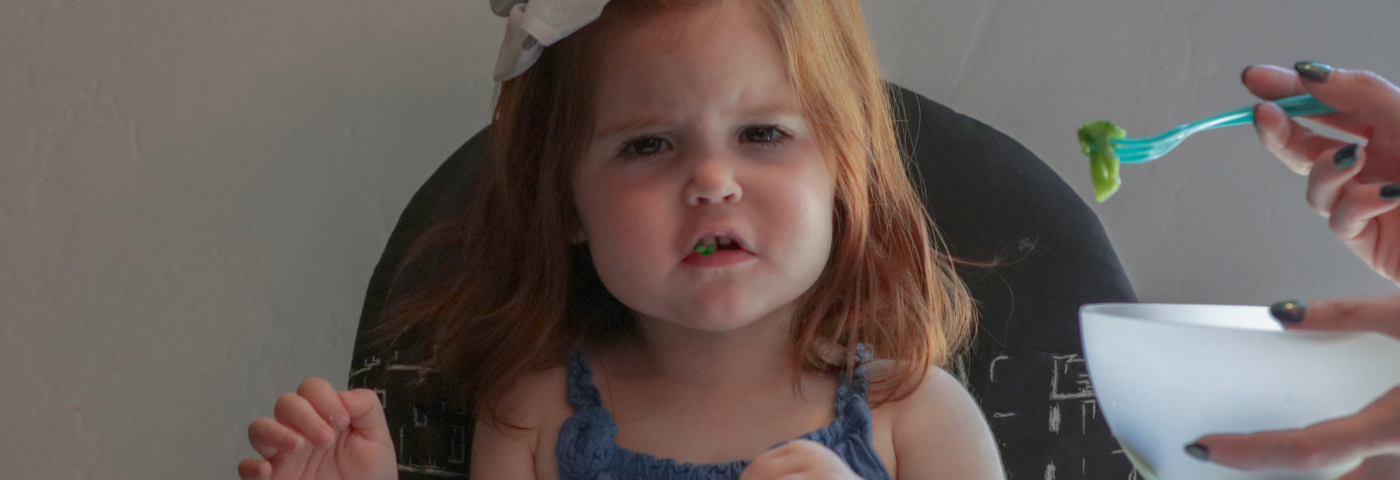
left=861, top=359, right=980, bottom=415
left=866, top=361, right=1006, bottom=480
left=471, top=363, right=573, bottom=480
left=501, top=362, right=575, bottom=424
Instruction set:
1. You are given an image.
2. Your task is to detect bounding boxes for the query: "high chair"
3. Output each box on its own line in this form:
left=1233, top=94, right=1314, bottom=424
left=350, top=84, right=1140, bottom=480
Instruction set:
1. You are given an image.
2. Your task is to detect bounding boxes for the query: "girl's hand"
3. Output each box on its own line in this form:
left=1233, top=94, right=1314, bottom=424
left=238, top=378, right=398, bottom=480
left=739, top=440, right=863, bottom=480
left=1243, top=63, right=1400, bottom=284
left=1188, top=296, right=1400, bottom=479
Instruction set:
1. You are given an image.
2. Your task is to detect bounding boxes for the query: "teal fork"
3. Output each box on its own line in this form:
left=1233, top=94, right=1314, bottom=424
left=1110, top=94, right=1337, bottom=164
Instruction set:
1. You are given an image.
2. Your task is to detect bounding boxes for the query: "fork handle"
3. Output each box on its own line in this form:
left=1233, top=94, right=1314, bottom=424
left=1202, top=94, right=1337, bottom=131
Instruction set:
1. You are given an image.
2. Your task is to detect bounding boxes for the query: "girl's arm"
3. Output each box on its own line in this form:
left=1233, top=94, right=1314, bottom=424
left=470, top=367, right=569, bottom=480
left=892, top=368, right=1006, bottom=480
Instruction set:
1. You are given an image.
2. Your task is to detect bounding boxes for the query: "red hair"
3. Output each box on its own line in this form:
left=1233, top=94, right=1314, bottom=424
left=370, top=0, right=975, bottom=423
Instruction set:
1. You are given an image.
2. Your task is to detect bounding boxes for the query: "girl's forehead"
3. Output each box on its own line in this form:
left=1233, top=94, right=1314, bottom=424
left=591, top=1, right=798, bottom=123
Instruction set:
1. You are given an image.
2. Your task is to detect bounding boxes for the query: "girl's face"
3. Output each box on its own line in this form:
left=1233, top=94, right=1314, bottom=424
left=571, top=1, right=835, bottom=334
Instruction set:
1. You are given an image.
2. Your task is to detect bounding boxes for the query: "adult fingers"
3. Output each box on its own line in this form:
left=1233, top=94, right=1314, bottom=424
left=238, top=458, right=272, bottom=480
left=1191, top=386, right=1400, bottom=471
left=341, top=388, right=389, bottom=434
left=274, top=392, right=335, bottom=447
left=1293, top=63, right=1400, bottom=133
left=1272, top=296, right=1400, bottom=338
left=247, top=416, right=305, bottom=459
left=1306, top=144, right=1366, bottom=216
left=1243, top=64, right=1370, bottom=137
left=1338, top=455, right=1400, bottom=480
left=1243, top=64, right=1305, bottom=100
left=297, top=377, right=351, bottom=432
left=1328, top=182, right=1400, bottom=241
left=1255, top=102, right=1350, bottom=176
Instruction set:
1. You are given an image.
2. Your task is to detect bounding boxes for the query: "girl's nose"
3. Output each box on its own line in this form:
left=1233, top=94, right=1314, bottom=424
left=684, top=154, right=743, bottom=207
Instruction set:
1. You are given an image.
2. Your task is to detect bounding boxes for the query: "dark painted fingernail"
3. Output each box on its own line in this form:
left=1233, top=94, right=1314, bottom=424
left=1185, top=443, right=1211, bottom=462
left=1241, top=65, right=1255, bottom=85
left=1333, top=144, right=1358, bottom=169
left=1295, top=61, right=1332, bottom=82
left=1270, top=300, right=1308, bottom=325
left=1382, top=184, right=1400, bottom=201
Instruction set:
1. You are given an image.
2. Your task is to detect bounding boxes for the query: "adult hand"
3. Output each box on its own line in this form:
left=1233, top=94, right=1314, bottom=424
left=1244, top=62, right=1400, bottom=284
left=238, top=378, right=398, bottom=480
left=739, top=440, right=863, bottom=480
left=1187, top=295, right=1400, bottom=480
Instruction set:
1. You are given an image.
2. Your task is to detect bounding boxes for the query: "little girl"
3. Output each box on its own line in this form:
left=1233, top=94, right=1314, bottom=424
left=239, top=0, right=1005, bottom=479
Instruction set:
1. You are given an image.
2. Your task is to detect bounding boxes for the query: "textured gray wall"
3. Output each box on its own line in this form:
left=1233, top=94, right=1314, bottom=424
left=2, top=1, right=1396, bottom=478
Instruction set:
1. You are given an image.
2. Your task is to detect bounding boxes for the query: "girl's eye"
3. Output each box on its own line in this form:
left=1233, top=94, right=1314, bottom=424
left=623, top=136, right=670, bottom=157
left=741, top=125, right=787, bottom=144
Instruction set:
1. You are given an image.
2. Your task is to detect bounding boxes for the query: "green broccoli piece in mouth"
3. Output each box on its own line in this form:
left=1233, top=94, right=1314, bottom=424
left=1078, top=120, right=1127, bottom=203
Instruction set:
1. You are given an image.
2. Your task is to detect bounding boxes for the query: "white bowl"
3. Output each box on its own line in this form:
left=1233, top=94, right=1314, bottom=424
left=1080, top=303, right=1400, bottom=480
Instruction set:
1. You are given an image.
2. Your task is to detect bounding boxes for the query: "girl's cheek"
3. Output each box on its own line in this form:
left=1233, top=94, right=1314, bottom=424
left=591, top=187, right=672, bottom=253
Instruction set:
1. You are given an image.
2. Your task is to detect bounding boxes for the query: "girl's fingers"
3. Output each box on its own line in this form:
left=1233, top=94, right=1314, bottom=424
left=1255, top=102, right=1350, bottom=176
left=739, top=443, right=795, bottom=480
left=1193, top=386, right=1400, bottom=471
left=340, top=388, right=390, bottom=434
left=238, top=457, right=272, bottom=480
left=741, top=440, right=856, bottom=480
left=274, top=392, right=336, bottom=447
left=1328, top=182, right=1400, bottom=241
left=297, top=377, right=351, bottom=432
left=1306, top=144, right=1366, bottom=216
left=247, top=416, right=304, bottom=459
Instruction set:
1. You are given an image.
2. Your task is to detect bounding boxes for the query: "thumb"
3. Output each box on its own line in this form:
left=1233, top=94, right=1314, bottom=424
left=1190, top=386, right=1400, bottom=471
left=1269, top=296, right=1400, bottom=339
left=340, top=389, right=389, bottom=435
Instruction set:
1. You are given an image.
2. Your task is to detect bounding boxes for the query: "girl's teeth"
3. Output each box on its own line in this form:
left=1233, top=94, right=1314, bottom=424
left=719, top=237, right=733, bottom=246
left=694, top=236, right=718, bottom=256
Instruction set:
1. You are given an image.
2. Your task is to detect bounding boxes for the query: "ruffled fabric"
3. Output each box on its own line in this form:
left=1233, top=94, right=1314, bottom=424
left=555, top=352, right=892, bottom=480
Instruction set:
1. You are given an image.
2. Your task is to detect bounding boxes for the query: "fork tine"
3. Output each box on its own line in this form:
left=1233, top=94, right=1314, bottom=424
left=1118, top=151, right=1160, bottom=164
left=1115, top=140, right=1181, bottom=164
left=1113, top=136, right=1162, bottom=146
left=1114, top=144, right=1171, bottom=156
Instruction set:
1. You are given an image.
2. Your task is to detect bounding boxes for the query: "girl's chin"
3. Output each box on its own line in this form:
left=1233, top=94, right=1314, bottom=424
left=666, top=315, right=766, bottom=333
left=617, top=287, right=804, bottom=334
left=648, top=300, right=795, bottom=333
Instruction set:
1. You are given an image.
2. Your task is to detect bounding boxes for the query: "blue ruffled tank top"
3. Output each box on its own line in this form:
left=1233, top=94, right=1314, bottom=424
left=555, top=353, right=892, bottom=480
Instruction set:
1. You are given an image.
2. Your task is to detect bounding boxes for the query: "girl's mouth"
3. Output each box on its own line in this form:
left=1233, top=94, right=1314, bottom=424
left=683, top=248, right=754, bottom=267
left=693, top=235, right=742, bottom=256
left=684, top=233, right=754, bottom=267
left=684, top=227, right=754, bottom=257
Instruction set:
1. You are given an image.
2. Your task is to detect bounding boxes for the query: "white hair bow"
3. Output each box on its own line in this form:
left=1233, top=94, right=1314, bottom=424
left=490, top=0, right=612, bottom=82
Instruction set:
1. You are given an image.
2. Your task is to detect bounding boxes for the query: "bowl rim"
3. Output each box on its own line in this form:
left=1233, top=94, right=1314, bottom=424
left=1080, top=302, right=1281, bottom=332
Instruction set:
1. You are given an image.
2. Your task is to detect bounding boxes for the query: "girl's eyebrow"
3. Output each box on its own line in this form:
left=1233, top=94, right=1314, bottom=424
left=593, top=113, right=670, bottom=141
left=593, top=104, right=805, bottom=141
